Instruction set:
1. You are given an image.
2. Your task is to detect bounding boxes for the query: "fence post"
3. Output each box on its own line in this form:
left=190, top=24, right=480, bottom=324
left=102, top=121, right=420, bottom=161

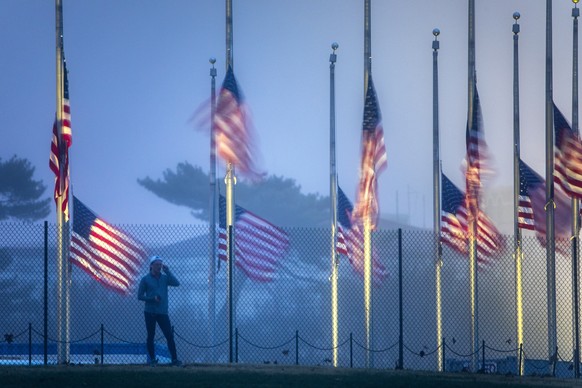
left=350, top=333, right=353, bottom=368
left=518, top=343, right=523, bottom=376
left=398, top=228, right=403, bottom=370
left=100, top=324, right=104, bottom=365
left=295, top=330, right=299, bottom=366
left=235, top=328, right=239, bottom=363
left=43, top=220, right=48, bottom=366
left=442, top=337, right=446, bottom=373
left=28, top=323, right=32, bottom=366
left=481, top=340, right=485, bottom=372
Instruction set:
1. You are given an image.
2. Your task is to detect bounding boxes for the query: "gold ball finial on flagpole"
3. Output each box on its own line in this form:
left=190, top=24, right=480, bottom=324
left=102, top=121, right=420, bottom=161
left=574, top=0, right=579, bottom=5
left=331, top=42, right=339, bottom=52
left=513, top=12, right=520, bottom=21
left=433, top=28, right=440, bottom=37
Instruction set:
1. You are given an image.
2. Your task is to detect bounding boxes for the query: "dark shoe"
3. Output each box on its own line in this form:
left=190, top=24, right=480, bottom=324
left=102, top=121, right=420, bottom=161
left=171, top=359, right=183, bottom=366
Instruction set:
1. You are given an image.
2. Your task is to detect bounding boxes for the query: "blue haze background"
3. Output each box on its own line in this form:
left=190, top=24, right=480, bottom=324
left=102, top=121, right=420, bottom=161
left=0, top=1, right=577, bottom=228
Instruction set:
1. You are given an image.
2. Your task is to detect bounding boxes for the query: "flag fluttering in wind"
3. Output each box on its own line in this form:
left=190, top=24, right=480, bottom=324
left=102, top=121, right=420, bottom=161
left=218, top=195, right=289, bottom=282
left=49, top=59, right=72, bottom=220
left=69, top=197, right=147, bottom=294
left=213, top=65, right=262, bottom=179
left=440, top=174, right=503, bottom=269
left=519, top=159, right=572, bottom=255
left=352, top=77, right=387, bottom=228
left=464, top=84, right=492, bottom=218
left=337, top=186, right=388, bottom=285
left=554, top=103, right=582, bottom=198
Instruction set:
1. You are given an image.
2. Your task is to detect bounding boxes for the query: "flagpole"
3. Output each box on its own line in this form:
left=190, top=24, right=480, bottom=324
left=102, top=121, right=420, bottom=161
left=467, top=0, right=479, bottom=373
left=512, top=12, right=525, bottom=377
left=432, top=27, right=443, bottom=373
left=208, top=57, right=217, bottom=363
left=55, top=0, right=70, bottom=364
left=329, top=42, right=340, bottom=368
left=545, top=0, right=558, bottom=369
left=571, top=0, right=581, bottom=378
left=363, top=0, right=374, bottom=369
left=225, top=0, right=236, bottom=364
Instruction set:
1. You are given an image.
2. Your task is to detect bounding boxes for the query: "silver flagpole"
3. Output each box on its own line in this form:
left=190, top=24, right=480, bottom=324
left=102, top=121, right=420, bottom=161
left=467, top=0, right=479, bottom=373
left=225, top=0, right=236, bottom=364
left=512, top=12, right=525, bottom=377
left=363, top=0, right=374, bottom=369
left=432, top=28, right=443, bottom=373
left=55, top=0, right=70, bottom=364
left=329, top=42, right=340, bottom=368
left=208, top=57, right=217, bottom=363
left=545, top=0, right=558, bottom=371
left=571, top=0, right=581, bottom=379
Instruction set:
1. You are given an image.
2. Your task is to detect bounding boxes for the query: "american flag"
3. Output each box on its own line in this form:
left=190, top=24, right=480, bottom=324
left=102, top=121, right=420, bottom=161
left=519, top=159, right=571, bottom=255
left=352, top=76, right=387, bottom=229
left=464, top=84, right=492, bottom=218
left=49, top=59, right=72, bottom=220
left=337, top=186, right=388, bottom=285
left=554, top=103, right=582, bottom=198
left=213, top=65, right=261, bottom=179
left=440, top=174, right=503, bottom=269
left=70, top=197, right=147, bottom=294
left=218, top=195, right=290, bottom=282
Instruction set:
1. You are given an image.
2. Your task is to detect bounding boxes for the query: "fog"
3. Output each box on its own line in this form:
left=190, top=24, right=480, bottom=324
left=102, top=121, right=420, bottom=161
left=0, top=1, right=577, bottom=230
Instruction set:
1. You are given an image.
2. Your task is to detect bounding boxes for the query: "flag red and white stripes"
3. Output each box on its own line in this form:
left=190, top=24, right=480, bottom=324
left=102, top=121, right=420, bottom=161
left=337, top=186, right=388, bottom=285
left=49, top=60, right=72, bottom=221
left=218, top=195, right=289, bottom=282
left=352, top=76, right=387, bottom=229
left=70, top=197, right=147, bottom=294
left=213, top=65, right=262, bottom=179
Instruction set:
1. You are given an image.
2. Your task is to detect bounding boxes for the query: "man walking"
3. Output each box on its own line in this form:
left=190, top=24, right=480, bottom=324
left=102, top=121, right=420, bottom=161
left=137, top=255, right=182, bottom=366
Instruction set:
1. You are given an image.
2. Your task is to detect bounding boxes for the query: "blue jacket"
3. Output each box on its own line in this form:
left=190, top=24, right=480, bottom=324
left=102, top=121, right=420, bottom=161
left=137, top=269, right=180, bottom=315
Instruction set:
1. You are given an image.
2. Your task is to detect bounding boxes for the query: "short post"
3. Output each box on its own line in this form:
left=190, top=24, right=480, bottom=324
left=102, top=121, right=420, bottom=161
left=442, top=337, right=446, bottom=373
left=552, top=346, right=558, bottom=377
left=28, top=323, right=32, bottom=366
left=518, top=343, right=523, bottom=376
left=482, top=340, right=486, bottom=372
left=295, top=330, right=299, bottom=366
left=100, top=324, right=104, bottom=365
left=235, top=328, right=239, bottom=363
left=350, top=333, right=353, bottom=368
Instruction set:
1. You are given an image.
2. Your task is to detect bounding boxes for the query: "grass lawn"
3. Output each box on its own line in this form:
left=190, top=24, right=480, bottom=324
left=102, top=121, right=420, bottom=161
left=2, top=364, right=582, bottom=387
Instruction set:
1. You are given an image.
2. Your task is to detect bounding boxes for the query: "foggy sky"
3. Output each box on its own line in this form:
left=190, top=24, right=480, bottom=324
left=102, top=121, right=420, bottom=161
left=1, top=1, right=577, bottom=227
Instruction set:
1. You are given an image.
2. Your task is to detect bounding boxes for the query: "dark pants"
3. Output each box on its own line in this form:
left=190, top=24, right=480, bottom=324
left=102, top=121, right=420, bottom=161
left=144, top=312, right=177, bottom=362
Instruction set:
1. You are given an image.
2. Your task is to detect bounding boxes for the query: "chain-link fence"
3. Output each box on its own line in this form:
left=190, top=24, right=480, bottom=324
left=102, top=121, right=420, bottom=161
left=0, top=222, right=579, bottom=377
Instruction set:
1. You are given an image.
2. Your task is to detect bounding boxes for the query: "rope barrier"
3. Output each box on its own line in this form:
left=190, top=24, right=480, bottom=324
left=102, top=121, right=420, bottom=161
left=174, top=331, right=228, bottom=349
left=30, top=327, right=100, bottom=344
left=237, top=332, right=295, bottom=350
left=444, top=342, right=481, bottom=358
left=296, top=335, right=350, bottom=351
left=0, top=328, right=29, bottom=343
left=522, top=350, right=551, bottom=371
left=482, top=343, right=520, bottom=353
left=351, top=338, right=399, bottom=353
left=402, top=342, right=442, bottom=357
